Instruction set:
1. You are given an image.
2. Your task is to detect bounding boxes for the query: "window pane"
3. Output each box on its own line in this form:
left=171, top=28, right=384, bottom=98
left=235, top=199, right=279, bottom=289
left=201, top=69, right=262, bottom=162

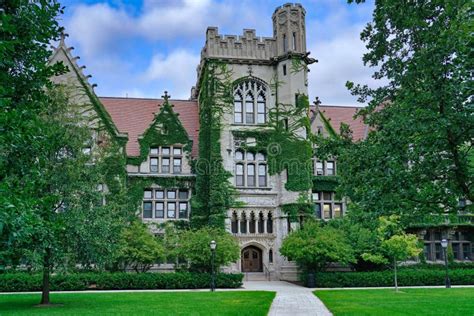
left=258, top=165, right=266, bottom=186
left=334, top=203, right=342, bottom=218
left=143, top=202, right=152, bottom=218
left=173, top=158, right=182, bottom=173
left=150, top=158, right=158, bottom=172
left=247, top=164, right=255, bottom=186
left=236, top=175, right=244, bottom=186
left=167, top=190, right=176, bottom=199
left=150, top=147, right=159, bottom=155
left=144, top=190, right=152, bottom=199
left=179, top=202, right=188, bottom=218
left=162, top=147, right=170, bottom=155
left=257, top=113, right=265, bottom=124
left=173, top=147, right=182, bottom=155
left=256, top=153, right=265, bottom=161
left=315, top=203, right=322, bottom=218
left=312, top=192, right=320, bottom=201
left=236, top=164, right=244, bottom=175
left=327, top=161, right=335, bottom=175
left=323, top=192, right=332, bottom=200
left=167, top=202, right=176, bottom=218
left=323, top=203, right=331, bottom=219
left=246, top=152, right=255, bottom=161
left=162, top=158, right=170, bottom=173
left=155, top=190, right=164, bottom=199
left=155, top=202, right=164, bottom=218
left=247, top=164, right=255, bottom=175
left=246, top=113, right=254, bottom=124
left=316, top=162, right=324, bottom=175
left=178, top=190, right=189, bottom=200
left=235, top=150, right=244, bottom=160
left=235, top=113, right=242, bottom=123
left=246, top=102, right=253, bottom=113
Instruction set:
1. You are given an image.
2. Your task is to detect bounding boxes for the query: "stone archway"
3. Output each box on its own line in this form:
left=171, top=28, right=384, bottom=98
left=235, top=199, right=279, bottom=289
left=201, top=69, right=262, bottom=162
left=241, top=245, right=263, bottom=272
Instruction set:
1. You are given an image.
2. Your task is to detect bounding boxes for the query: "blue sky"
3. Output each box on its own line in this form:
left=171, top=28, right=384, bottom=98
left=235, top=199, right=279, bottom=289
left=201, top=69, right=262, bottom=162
left=59, top=0, right=377, bottom=105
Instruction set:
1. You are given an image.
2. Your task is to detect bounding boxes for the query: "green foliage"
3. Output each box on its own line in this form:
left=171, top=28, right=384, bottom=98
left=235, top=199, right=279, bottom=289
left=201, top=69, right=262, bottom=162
left=312, top=268, right=474, bottom=288
left=312, top=176, right=339, bottom=192
left=177, top=227, right=240, bottom=273
left=280, top=220, right=356, bottom=272
left=191, top=61, right=235, bottom=228
left=114, top=222, right=165, bottom=273
left=0, top=272, right=244, bottom=292
left=127, top=98, right=192, bottom=165
left=325, top=0, right=474, bottom=226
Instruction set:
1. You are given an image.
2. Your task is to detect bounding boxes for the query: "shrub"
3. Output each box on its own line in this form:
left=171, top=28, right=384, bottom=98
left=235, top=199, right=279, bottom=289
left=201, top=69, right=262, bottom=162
left=314, top=268, right=474, bottom=288
left=0, top=272, right=243, bottom=292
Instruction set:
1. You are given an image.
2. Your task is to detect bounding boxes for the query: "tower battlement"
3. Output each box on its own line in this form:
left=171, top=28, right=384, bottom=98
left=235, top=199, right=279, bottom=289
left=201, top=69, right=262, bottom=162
left=202, top=27, right=277, bottom=61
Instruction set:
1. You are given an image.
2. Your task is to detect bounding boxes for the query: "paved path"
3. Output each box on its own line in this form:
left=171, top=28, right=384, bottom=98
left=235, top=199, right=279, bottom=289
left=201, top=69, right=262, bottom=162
left=243, top=281, right=332, bottom=316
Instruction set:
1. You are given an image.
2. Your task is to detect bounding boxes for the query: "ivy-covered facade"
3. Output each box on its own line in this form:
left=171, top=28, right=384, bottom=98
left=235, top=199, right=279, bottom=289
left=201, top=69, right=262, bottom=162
left=51, top=3, right=472, bottom=280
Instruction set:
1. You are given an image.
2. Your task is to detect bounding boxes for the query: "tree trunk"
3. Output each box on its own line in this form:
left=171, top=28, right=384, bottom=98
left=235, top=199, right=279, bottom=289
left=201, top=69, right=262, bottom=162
left=40, top=248, right=52, bottom=305
left=393, top=258, right=398, bottom=292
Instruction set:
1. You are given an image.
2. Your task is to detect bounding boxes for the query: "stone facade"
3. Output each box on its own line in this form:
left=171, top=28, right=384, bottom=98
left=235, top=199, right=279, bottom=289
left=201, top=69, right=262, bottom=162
left=50, top=2, right=472, bottom=279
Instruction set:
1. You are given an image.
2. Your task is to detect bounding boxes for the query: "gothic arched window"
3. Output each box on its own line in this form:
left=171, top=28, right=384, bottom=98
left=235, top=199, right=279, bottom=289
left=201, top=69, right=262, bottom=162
left=267, top=212, right=273, bottom=234
left=231, top=211, right=238, bottom=234
left=234, top=80, right=267, bottom=124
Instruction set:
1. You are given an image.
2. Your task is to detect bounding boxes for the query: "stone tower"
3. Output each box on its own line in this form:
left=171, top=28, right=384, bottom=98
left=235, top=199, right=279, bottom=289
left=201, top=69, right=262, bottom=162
left=272, top=3, right=307, bottom=56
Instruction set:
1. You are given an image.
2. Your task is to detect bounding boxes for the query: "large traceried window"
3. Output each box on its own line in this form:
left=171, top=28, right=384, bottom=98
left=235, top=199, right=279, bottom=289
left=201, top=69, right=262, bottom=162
left=234, top=80, right=267, bottom=124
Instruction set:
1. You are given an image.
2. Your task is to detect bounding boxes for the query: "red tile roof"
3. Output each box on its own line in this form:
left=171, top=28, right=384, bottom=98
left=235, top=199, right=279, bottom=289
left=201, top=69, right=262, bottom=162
left=317, top=105, right=368, bottom=141
left=100, top=97, right=200, bottom=157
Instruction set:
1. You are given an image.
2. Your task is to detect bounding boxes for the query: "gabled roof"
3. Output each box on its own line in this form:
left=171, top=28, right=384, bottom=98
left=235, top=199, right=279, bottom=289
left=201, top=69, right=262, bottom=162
left=315, top=105, right=368, bottom=141
left=48, top=35, right=125, bottom=140
left=100, top=97, right=199, bottom=157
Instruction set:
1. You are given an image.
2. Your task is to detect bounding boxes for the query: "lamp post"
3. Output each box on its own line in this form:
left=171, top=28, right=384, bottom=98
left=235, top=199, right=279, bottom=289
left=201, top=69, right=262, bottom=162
left=210, top=240, right=217, bottom=292
left=441, top=238, right=451, bottom=288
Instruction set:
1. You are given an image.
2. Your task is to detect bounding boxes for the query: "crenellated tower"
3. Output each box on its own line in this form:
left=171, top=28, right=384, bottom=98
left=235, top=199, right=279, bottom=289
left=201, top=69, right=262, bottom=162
left=272, top=3, right=307, bottom=56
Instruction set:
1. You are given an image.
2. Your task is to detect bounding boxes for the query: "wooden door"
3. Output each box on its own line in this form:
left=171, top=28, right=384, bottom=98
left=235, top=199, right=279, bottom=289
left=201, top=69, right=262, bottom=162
left=241, top=246, right=262, bottom=272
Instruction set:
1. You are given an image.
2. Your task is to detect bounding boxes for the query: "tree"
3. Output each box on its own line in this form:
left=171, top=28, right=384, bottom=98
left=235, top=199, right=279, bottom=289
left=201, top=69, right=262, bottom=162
left=114, top=221, right=165, bottom=273
left=280, top=220, right=356, bottom=275
left=362, top=216, right=421, bottom=291
left=316, top=1, right=473, bottom=226
left=177, top=227, right=240, bottom=273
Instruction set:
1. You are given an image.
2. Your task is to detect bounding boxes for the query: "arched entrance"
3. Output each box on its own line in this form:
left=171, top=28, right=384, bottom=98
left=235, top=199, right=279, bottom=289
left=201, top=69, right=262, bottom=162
left=241, top=246, right=263, bottom=272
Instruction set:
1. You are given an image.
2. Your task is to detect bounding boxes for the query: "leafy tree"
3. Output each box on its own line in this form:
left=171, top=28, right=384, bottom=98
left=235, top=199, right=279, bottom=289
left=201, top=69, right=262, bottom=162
left=280, top=220, right=356, bottom=273
left=0, top=1, right=131, bottom=304
left=177, top=227, right=239, bottom=273
left=114, top=221, right=165, bottom=273
left=362, top=216, right=421, bottom=291
left=316, top=0, right=473, bottom=226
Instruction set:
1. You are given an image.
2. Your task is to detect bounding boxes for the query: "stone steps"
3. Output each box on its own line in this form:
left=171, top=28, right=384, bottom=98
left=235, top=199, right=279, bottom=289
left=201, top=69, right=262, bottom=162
left=244, top=272, right=268, bottom=281
left=279, top=262, right=300, bottom=281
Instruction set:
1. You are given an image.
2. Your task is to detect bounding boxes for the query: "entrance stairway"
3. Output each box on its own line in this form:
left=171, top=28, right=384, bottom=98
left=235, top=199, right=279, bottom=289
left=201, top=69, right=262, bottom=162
left=245, top=272, right=268, bottom=281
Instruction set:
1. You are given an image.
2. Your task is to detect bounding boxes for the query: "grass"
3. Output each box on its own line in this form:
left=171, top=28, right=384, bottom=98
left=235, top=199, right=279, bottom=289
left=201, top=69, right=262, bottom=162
left=314, top=288, right=474, bottom=316
left=0, top=291, right=275, bottom=315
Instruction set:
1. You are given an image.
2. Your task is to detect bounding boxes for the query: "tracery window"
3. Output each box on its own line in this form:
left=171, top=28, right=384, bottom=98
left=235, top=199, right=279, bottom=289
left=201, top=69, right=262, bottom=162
left=234, top=80, right=267, bottom=124
left=235, top=149, right=267, bottom=188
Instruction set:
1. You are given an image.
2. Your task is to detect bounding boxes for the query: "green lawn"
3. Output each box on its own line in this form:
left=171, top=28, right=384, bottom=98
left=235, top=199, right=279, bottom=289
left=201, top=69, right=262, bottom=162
left=0, top=291, right=275, bottom=315
left=315, top=288, right=474, bottom=316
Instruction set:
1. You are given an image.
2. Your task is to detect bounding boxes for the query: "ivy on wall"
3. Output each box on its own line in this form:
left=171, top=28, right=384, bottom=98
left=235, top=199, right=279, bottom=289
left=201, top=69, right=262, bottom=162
left=312, top=176, right=339, bottom=192
left=191, top=61, right=236, bottom=229
left=127, top=97, right=192, bottom=166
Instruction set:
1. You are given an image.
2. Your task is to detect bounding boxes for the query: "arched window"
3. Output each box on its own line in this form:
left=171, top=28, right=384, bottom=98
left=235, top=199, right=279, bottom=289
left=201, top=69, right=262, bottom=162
left=267, top=212, right=273, bottom=234
left=234, top=80, right=267, bottom=124
left=258, top=212, right=265, bottom=233
left=240, top=212, right=247, bottom=234
left=231, top=212, right=238, bottom=234
left=249, top=212, right=256, bottom=234
left=269, top=249, right=273, bottom=263
left=235, top=149, right=267, bottom=188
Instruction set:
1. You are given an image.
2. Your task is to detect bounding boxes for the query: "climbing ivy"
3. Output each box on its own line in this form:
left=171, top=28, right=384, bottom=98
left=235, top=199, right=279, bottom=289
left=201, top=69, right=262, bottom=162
left=191, top=61, right=236, bottom=229
left=312, top=176, right=339, bottom=192
left=127, top=97, right=192, bottom=166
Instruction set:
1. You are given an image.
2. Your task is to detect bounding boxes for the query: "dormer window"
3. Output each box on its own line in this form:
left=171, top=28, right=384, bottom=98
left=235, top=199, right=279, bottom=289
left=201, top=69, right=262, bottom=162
left=234, top=80, right=267, bottom=125
left=148, top=146, right=183, bottom=174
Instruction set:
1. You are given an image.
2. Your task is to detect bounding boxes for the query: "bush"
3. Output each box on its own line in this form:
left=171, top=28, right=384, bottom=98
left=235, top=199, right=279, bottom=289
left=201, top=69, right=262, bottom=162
left=0, top=272, right=243, bottom=292
left=314, top=268, right=474, bottom=288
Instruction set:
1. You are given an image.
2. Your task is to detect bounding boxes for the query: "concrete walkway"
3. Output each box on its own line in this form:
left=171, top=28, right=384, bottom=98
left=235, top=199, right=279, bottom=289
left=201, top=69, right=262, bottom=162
left=243, top=281, right=332, bottom=316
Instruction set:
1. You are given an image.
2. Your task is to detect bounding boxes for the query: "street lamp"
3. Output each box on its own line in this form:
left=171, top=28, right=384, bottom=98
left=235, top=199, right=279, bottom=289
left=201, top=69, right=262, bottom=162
left=210, top=240, right=217, bottom=292
left=441, top=238, right=451, bottom=288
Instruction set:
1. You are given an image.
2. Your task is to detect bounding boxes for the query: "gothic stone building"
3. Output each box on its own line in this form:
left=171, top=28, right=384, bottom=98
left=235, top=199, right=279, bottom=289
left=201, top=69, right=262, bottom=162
left=50, top=3, right=472, bottom=280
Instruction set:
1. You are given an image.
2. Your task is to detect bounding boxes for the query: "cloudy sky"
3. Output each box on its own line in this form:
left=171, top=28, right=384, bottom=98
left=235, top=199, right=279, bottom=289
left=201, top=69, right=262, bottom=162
left=59, top=0, right=377, bottom=105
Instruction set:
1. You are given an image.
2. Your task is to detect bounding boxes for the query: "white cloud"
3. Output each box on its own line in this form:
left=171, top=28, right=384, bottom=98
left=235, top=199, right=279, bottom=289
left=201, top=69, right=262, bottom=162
left=144, top=50, right=200, bottom=99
